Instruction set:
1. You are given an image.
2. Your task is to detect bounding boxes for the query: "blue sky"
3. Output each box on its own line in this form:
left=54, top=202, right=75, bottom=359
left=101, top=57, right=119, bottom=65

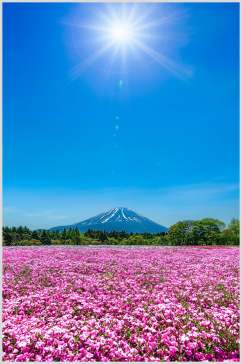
left=3, top=3, right=239, bottom=229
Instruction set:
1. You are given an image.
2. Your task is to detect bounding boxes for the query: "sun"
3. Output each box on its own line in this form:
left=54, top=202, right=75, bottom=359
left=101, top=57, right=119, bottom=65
left=108, top=22, right=135, bottom=44
left=67, top=4, right=191, bottom=80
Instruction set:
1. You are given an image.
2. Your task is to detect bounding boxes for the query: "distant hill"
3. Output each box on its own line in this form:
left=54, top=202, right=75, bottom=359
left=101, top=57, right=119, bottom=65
left=50, top=207, right=167, bottom=233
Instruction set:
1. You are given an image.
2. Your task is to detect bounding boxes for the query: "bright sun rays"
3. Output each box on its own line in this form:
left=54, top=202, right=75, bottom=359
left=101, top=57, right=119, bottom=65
left=67, top=4, right=192, bottom=80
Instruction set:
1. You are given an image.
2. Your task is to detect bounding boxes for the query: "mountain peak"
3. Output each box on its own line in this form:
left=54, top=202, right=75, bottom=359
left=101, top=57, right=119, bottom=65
left=50, top=207, right=167, bottom=233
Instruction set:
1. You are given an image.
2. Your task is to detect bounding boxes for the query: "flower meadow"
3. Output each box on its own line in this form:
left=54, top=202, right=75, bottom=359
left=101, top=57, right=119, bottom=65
left=3, top=247, right=240, bottom=362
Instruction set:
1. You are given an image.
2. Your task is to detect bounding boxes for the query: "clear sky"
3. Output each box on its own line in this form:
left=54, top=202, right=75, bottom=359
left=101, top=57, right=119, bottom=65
left=3, top=3, right=239, bottom=229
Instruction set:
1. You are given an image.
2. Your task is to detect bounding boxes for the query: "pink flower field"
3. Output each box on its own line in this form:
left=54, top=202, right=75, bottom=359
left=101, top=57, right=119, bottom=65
left=3, top=246, right=240, bottom=362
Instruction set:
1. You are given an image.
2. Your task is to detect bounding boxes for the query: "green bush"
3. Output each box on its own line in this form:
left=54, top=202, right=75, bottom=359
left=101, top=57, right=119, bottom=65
left=15, top=239, right=41, bottom=246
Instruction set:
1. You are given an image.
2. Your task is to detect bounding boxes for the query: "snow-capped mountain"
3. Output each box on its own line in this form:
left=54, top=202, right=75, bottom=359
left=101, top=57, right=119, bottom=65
left=50, top=207, right=167, bottom=233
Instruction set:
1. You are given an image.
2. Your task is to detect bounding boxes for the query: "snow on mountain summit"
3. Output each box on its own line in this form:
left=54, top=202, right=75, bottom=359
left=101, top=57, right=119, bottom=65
left=83, top=207, right=144, bottom=225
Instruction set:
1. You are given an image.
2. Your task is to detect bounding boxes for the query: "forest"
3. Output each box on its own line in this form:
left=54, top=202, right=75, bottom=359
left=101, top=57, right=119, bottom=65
left=2, top=218, right=239, bottom=246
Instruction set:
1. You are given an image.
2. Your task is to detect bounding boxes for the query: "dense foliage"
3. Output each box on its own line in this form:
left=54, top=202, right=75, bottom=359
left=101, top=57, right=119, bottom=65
left=3, top=247, right=239, bottom=361
left=2, top=218, right=239, bottom=246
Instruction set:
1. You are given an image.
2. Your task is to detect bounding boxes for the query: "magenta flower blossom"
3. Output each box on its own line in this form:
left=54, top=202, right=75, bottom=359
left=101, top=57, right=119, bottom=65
left=3, top=246, right=240, bottom=361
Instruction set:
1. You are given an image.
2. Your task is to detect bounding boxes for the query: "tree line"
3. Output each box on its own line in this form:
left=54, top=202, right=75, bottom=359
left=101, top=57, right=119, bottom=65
left=2, top=218, right=239, bottom=246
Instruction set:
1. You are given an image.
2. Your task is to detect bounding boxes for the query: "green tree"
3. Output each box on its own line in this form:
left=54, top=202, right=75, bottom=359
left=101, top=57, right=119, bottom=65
left=73, top=230, right=82, bottom=245
left=200, top=218, right=225, bottom=232
left=228, top=218, right=240, bottom=235
left=221, top=219, right=240, bottom=245
left=62, top=229, right=67, bottom=242
left=3, top=231, right=13, bottom=246
left=167, top=220, right=194, bottom=245
left=99, top=231, right=107, bottom=243
left=40, top=231, right=51, bottom=245
left=190, top=218, right=224, bottom=245
left=32, top=230, right=40, bottom=240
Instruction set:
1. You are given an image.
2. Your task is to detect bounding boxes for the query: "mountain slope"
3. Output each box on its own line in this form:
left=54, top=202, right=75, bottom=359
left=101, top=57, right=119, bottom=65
left=50, top=207, right=167, bottom=233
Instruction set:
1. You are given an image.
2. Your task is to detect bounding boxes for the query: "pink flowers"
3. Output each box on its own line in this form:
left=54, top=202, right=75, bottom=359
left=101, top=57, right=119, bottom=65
left=3, top=246, right=240, bottom=361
